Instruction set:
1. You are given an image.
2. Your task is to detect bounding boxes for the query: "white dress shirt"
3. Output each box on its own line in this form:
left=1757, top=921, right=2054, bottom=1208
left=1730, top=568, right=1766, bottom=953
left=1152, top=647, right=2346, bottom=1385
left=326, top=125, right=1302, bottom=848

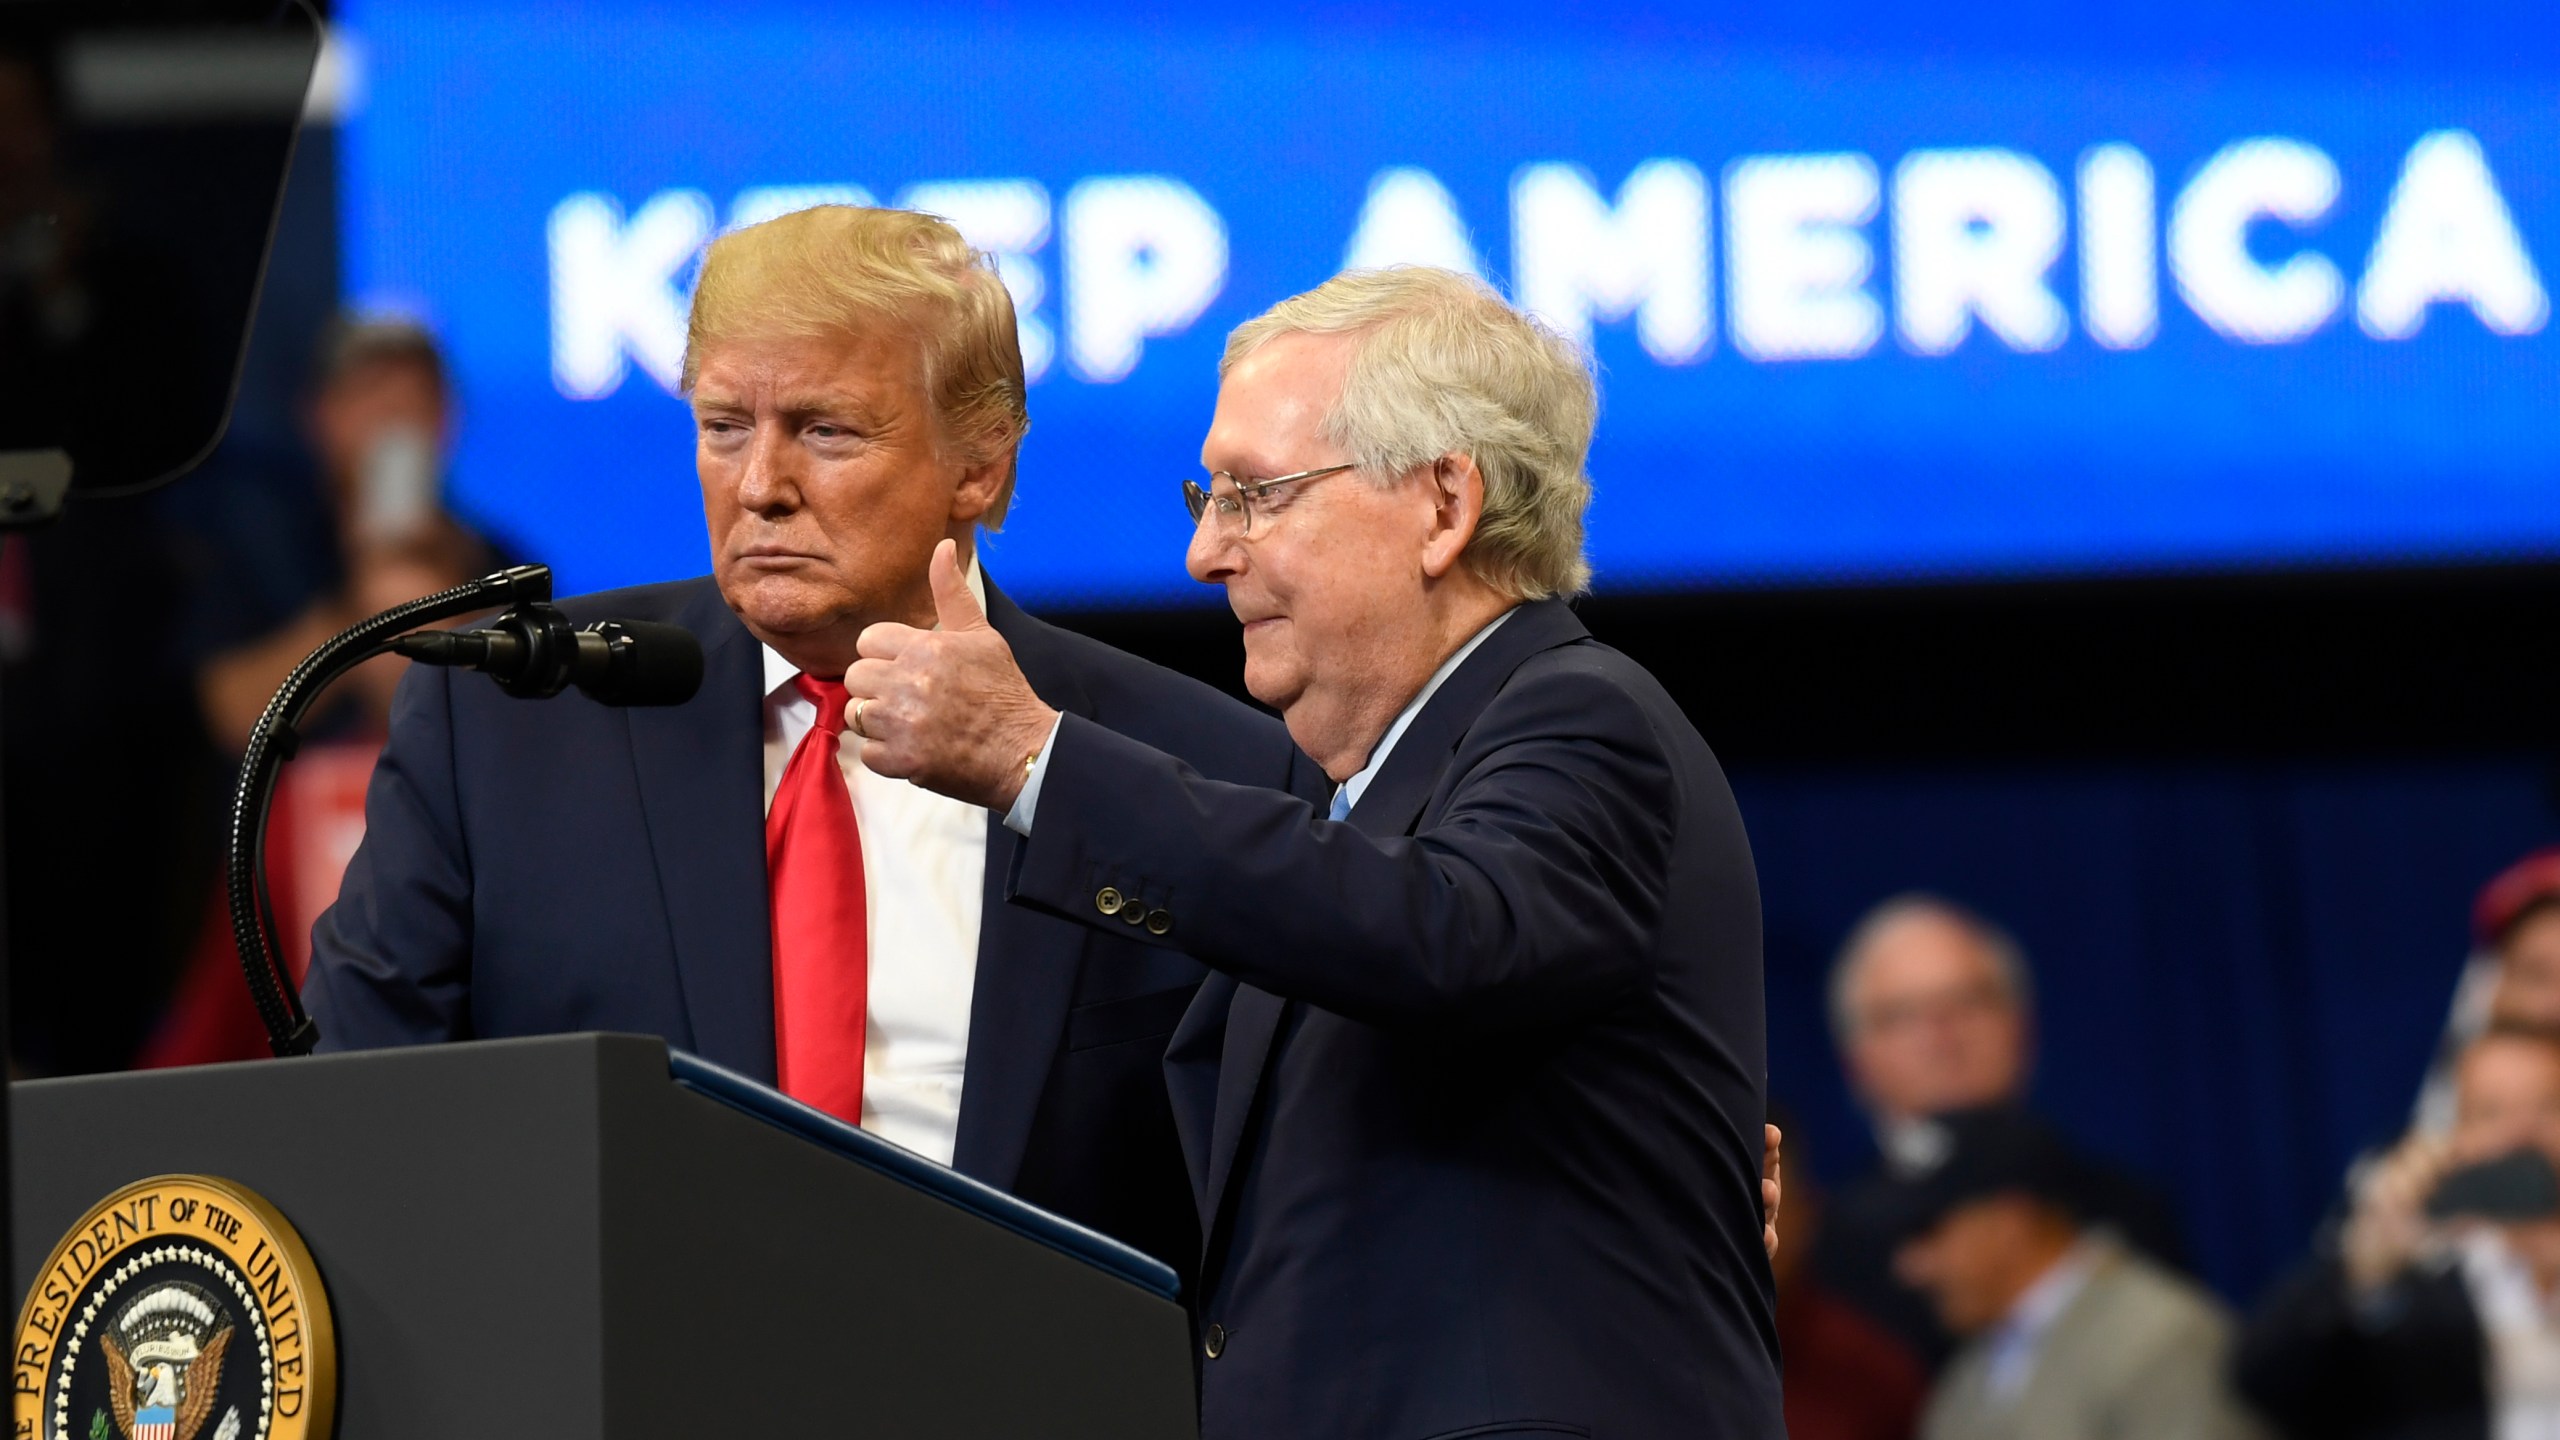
left=762, top=562, right=989, bottom=1165
left=2462, top=1229, right=2560, bottom=1440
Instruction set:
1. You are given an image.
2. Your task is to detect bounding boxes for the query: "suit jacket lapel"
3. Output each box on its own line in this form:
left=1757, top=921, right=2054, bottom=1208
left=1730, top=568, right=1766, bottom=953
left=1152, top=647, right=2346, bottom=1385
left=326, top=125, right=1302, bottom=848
left=1195, top=601, right=1593, bottom=1247
left=626, top=580, right=776, bottom=1078
left=1163, top=972, right=1236, bottom=1218
left=1199, top=983, right=1287, bottom=1248
left=948, top=581, right=1098, bottom=1191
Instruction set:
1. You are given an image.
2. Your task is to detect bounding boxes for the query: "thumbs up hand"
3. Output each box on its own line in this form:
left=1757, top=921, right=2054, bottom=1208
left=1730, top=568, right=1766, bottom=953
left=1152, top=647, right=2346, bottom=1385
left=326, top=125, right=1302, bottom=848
left=924, top=533, right=994, bottom=634
left=846, top=539, right=1058, bottom=810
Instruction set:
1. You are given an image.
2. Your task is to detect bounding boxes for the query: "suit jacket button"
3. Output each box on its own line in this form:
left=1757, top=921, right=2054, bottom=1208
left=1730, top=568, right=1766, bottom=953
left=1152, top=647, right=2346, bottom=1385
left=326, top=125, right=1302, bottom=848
left=1145, top=910, right=1172, bottom=936
left=1204, top=1323, right=1226, bottom=1359
left=1119, top=902, right=1149, bottom=926
left=1095, top=886, right=1124, bottom=916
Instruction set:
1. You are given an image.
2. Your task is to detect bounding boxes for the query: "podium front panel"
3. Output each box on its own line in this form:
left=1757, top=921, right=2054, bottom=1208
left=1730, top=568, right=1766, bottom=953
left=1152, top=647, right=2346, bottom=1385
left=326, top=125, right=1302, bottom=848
left=12, top=1034, right=1198, bottom=1440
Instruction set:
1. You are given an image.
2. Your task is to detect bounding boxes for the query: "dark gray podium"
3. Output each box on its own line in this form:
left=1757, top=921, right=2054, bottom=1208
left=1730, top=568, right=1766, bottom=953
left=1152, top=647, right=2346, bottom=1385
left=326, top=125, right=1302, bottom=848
left=10, top=1033, right=1199, bottom=1439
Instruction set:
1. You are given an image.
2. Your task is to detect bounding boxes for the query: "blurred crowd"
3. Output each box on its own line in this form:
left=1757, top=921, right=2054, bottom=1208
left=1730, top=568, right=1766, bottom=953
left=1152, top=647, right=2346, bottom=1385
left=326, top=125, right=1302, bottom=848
left=1780, top=861, right=2560, bottom=1440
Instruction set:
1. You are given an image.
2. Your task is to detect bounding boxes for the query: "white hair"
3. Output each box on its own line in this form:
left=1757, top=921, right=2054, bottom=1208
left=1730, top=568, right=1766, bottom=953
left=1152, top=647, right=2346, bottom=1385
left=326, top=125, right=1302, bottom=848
left=1222, top=266, right=1596, bottom=599
left=1826, top=892, right=2035, bottom=1046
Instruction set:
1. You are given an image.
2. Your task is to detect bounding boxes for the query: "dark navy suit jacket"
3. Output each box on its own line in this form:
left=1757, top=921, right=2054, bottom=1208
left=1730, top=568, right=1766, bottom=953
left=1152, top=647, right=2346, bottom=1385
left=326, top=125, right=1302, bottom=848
left=304, top=574, right=1321, bottom=1276
left=1007, top=598, right=1784, bottom=1440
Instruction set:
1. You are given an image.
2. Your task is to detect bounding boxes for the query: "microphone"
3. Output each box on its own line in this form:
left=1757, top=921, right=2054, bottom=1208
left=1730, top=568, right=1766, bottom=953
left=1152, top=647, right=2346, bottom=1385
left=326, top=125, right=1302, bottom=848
left=393, top=603, right=703, bottom=706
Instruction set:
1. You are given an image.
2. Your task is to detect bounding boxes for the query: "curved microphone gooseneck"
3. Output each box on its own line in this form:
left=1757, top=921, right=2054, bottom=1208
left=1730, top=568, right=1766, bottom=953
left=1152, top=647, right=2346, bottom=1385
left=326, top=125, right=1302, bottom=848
left=226, top=564, right=554, bottom=1057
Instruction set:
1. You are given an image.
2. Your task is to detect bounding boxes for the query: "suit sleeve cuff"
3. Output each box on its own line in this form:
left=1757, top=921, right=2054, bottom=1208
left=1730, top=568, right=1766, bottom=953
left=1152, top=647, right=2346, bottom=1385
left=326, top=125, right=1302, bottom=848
left=1001, top=710, right=1067, bottom=836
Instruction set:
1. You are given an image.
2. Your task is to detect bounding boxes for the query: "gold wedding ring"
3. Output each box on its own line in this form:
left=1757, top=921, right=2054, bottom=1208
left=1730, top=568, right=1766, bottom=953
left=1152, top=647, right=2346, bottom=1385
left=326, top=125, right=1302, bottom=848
left=851, top=698, right=870, bottom=737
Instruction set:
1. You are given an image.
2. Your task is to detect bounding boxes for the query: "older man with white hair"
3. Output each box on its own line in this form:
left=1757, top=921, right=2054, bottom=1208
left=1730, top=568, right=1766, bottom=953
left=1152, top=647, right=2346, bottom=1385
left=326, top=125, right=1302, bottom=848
left=850, top=267, right=1783, bottom=1440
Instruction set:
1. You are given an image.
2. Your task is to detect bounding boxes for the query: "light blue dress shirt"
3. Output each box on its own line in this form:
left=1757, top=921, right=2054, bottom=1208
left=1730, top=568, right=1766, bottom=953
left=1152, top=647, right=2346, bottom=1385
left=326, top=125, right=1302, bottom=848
left=1326, top=607, right=1515, bottom=821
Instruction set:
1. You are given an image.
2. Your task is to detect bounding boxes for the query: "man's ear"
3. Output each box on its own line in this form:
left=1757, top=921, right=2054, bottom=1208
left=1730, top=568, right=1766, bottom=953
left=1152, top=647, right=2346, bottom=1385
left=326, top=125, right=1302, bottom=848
left=1419, top=454, right=1484, bottom=580
left=947, top=452, right=1012, bottom=526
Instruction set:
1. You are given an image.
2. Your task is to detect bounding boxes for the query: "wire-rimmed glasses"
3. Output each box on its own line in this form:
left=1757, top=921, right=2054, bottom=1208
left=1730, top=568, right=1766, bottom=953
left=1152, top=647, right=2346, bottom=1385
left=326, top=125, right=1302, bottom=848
left=1180, top=463, right=1358, bottom=539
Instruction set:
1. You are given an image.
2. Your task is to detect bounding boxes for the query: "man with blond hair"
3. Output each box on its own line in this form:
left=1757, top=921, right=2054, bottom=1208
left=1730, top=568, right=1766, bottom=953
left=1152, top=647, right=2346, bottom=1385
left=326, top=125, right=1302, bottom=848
left=302, top=205, right=1322, bottom=1276
left=856, top=266, right=1782, bottom=1438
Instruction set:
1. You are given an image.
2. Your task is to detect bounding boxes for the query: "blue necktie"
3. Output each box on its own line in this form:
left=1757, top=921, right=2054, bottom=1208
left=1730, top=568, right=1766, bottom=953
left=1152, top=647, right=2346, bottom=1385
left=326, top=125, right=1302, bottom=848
left=1328, top=788, right=1351, bottom=823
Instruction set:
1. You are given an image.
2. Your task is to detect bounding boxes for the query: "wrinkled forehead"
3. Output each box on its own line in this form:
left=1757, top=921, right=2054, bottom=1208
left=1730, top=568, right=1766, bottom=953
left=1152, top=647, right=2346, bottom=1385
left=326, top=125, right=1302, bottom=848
left=1202, top=331, right=1356, bottom=472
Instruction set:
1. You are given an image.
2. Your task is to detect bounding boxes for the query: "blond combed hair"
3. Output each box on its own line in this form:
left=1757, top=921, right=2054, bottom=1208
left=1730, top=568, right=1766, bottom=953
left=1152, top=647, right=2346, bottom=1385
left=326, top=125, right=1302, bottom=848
left=683, top=205, right=1031, bottom=527
left=1222, top=267, right=1596, bottom=599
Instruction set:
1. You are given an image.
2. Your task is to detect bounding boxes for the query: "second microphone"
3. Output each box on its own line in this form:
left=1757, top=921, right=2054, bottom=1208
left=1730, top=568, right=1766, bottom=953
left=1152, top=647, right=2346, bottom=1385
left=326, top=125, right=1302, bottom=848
left=392, top=604, right=703, bottom=707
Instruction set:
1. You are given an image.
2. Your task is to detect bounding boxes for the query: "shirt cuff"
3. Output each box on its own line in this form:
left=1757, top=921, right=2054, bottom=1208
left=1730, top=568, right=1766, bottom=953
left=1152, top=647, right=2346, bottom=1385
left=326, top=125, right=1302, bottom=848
left=1002, top=711, right=1067, bottom=837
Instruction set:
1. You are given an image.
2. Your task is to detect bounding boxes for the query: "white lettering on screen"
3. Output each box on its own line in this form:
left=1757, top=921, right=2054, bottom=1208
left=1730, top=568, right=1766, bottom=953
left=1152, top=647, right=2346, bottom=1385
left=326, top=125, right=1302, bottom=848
left=900, top=179, right=1057, bottom=380
left=1892, top=147, right=2070, bottom=355
left=1724, top=152, right=1883, bottom=362
left=547, top=188, right=713, bottom=400
left=538, top=131, right=2549, bottom=401
left=1512, top=159, right=1713, bottom=363
left=2356, top=129, right=2548, bottom=341
left=1061, top=175, right=1229, bottom=383
left=1345, top=167, right=1486, bottom=278
left=2077, top=144, right=2158, bottom=350
left=2167, top=137, right=2345, bottom=344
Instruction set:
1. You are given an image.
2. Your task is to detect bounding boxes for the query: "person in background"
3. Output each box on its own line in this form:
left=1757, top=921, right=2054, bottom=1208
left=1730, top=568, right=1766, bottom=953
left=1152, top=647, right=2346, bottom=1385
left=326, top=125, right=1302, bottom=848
left=2477, top=853, right=2560, bottom=1029
left=1893, top=1106, right=2263, bottom=1440
left=188, top=316, right=507, bottom=754
left=142, top=318, right=509, bottom=1068
left=2236, top=1022, right=2560, bottom=1440
left=1772, top=1106, right=1927, bottom=1440
left=2408, top=848, right=2560, bottom=1136
left=1818, top=893, right=2187, bottom=1365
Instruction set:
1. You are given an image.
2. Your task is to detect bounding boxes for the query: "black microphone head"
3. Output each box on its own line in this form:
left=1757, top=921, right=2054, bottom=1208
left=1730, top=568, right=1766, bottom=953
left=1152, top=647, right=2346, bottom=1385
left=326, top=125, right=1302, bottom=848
left=575, top=620, right=704, bottom=706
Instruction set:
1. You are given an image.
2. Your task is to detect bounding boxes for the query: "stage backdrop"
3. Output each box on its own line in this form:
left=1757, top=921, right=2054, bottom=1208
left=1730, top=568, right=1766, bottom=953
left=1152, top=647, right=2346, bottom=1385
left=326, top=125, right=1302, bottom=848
left=338, top=0, right=2560, bottom=606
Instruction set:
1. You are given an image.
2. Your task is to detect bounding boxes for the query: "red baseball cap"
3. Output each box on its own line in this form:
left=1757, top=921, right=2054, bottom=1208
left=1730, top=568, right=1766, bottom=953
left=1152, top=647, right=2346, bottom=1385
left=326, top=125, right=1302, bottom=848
left=2475, top=846, right=2560, bottom=946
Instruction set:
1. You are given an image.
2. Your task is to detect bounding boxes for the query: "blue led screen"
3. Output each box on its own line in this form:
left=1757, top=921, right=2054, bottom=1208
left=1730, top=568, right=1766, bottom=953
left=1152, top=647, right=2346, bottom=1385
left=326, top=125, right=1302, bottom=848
left=340, top=1, right=2560, bottom=605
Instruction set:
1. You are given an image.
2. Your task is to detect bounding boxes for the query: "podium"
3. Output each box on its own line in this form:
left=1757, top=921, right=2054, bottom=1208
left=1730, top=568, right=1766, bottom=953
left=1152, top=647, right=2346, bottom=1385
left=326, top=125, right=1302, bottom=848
left=10, top=1033, right=1200, bottom=1439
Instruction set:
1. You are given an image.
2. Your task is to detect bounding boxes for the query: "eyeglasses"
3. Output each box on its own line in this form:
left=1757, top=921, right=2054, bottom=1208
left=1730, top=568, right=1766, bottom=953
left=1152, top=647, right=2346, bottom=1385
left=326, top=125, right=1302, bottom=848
left=1181, top=463, right=1358, bottom=539
left=1854, top=980, right=2014, bottom=1038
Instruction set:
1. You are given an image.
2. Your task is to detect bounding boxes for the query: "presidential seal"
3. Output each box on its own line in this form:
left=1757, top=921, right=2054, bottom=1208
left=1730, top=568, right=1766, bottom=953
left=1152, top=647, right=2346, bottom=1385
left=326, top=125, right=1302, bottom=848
left=12, top=1176, right=336, bottom=1440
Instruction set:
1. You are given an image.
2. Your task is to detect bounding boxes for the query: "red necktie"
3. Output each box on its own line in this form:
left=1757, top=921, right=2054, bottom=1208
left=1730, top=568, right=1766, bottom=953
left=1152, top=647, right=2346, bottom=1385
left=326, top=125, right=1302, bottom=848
left=767, top=673, right=868, bottom=1124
